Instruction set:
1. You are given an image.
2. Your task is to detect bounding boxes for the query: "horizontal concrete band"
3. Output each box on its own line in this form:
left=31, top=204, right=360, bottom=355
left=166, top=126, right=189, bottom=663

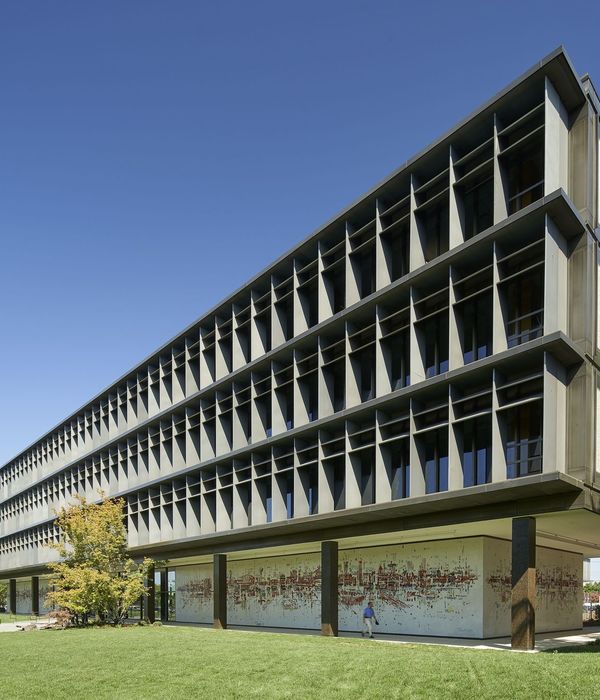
left=0, top=473, right=590, bottom=580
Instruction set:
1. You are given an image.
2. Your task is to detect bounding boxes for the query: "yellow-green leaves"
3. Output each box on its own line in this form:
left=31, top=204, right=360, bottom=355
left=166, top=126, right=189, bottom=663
left=47, top=493, right=153, bottom=624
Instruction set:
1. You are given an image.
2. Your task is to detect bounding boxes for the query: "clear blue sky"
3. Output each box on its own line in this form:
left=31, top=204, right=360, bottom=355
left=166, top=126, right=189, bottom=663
left=1, top=0, right=600, bottom=467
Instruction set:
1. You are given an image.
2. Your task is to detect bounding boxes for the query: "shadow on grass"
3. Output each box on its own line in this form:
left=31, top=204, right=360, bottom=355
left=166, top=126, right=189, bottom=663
left=543, top=641, right=600, bottom=654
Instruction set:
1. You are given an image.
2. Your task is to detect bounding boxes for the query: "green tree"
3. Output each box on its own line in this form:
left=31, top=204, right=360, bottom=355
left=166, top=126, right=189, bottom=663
left=47, top=494, right=152, bottom=625
left=0, top=581, right=7, bottom=609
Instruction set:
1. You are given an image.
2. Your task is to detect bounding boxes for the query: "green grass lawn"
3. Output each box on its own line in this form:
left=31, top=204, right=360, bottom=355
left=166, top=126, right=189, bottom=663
left=0, top=625, right=598, bottom=699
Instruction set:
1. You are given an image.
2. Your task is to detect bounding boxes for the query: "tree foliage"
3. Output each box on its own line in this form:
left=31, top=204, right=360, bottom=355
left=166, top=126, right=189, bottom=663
left=0, top=581, right=7, bottom=608
left=47, top=494, right=152, bottom=625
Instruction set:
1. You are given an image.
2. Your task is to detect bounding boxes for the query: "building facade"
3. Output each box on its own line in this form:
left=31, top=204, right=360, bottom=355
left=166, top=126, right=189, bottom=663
left=2, top=47, right=600, bottom=648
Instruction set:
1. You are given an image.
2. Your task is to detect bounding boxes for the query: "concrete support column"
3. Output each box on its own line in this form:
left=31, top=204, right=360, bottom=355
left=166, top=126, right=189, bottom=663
left=146, top=564, right=156, bottom=623
left=31, top=576, right=39, bottom=616
left=160, top=569, right=168, bottom=622
left=213, top=554, right=227, bottom=629
left=511, top=517, right=536, bottom=650
left=9, top=579, right=16, bottom=614
left=321, top=541, right=338, bottom=636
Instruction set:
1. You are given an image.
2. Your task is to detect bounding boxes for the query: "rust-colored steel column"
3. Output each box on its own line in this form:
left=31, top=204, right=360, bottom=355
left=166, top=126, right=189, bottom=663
left=321, top=541, right=338, bottom=636
left=31, top=576, right=40, bottom=616
left=213, top=554, right=227, bottom=629
left=9, top=579, right=16, bottom=615
left=511, top=517, right=536, bottom=650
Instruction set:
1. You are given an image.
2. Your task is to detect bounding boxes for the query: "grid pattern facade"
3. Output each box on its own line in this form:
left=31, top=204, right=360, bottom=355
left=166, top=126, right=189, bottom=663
left=1, top=49, right=599, bottom=574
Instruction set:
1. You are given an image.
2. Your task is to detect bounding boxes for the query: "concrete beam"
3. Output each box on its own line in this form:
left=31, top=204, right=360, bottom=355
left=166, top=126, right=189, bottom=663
left=321, top=541, right=338, bottom=636
left=213, top=554, right=227, bottom=629
left=511, top=517, right=536, bottom=650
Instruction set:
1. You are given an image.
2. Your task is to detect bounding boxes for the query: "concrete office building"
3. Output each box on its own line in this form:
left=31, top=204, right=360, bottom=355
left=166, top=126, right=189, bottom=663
left=2, top=47, right=600, bottom=649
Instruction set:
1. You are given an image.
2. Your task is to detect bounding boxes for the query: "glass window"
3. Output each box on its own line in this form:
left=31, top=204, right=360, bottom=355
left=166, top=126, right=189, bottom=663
left=423, top=315, right=449, bottom=378
left=424, top=428, right=449, bottom=494
left=506, top=269, right=544, bottom=347
left=462, top=292, right=492, bottom=363
left=391, top=441, right=410, bottom=499
left=462, top=416, right=492, bottom=487
left=506, top=402, right=543, bottom=478
left=463, top=177, right=493, bottom=239
left=507, top=143, right=544, bottom=214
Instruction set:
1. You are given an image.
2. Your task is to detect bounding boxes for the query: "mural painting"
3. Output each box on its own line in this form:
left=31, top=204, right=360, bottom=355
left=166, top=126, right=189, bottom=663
left=175, top=563, right=213, bottom=623
left=170, top=538, right=582, bottom=638
left=484, top=539, right=582, bottom=635
left=227, top=554, right=321, bottom=628
left=338, top=539, right=484, bottom=637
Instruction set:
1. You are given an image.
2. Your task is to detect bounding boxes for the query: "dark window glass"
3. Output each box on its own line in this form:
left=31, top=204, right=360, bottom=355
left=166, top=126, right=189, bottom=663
left=462, top=416, right=492, bottom=487
left=463, top=177, right=493, bottom=239
left=506, top=269, right=544, bottom=347
left=506, top=402, right=543, bottom=478
left=507, top=144, right=544, bottom=214
left=423, top=428, right=449, bottom=494
left=391, top=440, right=410, bottom=499
left=333, top=460, right=345, bottom=510
left=422, top=204, right=450, bottom=262
left=423, top=315, right=449, bottom=378
left=462, top=291, right=492, bottom=363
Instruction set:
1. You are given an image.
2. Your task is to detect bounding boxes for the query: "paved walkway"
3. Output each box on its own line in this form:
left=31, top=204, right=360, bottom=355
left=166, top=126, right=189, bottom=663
left=166, top=620, right=600, bottom=653
left=0, top=617, right=55, bottom=633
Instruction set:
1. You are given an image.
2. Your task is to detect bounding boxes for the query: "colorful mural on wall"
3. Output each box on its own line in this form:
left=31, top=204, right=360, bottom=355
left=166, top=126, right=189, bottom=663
left=175, top=563, right=213, bottom=623
left=171, top=538, right=582, bottom=638
left=483, top=538, right=582, bottom=636
left=227, top=554, right=321, bottom=628
left=338, top=539, right=484, bottom=637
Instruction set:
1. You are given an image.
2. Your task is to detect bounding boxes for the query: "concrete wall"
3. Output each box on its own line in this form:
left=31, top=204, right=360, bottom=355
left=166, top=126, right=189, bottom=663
left=338, top=539, right=484, bottom=637
left=227, top=553, right=321, bottom=629
left=174, top=563, right=212, bottom=624
left=483, top=538, right=582, bottom=637
left=170, top=537, right=582, bottom=638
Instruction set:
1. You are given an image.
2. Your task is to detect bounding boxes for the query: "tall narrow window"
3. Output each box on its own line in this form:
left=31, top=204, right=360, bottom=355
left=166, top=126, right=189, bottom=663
left=462, top=177, right=493, bottom=239
left=506, top=269, right=544, bottom=348
left=423, top=315, right=449, bottom=378
left=506, top=143, right=544, bottom=214
left=391, top=440, right=410, bottom=499
left=424, top=428, right=448, bottom=494
left=462, top=417, right=492, bottom=487
left=422, top=204, right=449, bottom=262
left=506, top=402, right=543, bottom=478
left=462, top=292, right=492, bottom=363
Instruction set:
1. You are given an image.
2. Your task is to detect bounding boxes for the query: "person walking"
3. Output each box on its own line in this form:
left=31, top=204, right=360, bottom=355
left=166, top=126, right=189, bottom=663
left=361, top=601, right=379, bottom=638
